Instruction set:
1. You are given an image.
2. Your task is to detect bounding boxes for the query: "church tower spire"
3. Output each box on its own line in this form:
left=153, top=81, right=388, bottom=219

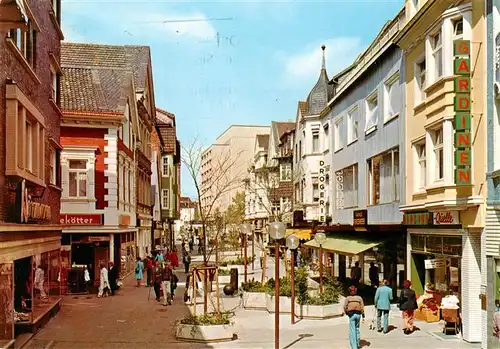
left=321, top=44, right=326, bottom=70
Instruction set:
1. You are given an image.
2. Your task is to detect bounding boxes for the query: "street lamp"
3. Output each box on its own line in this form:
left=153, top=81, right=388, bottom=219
left=315, top=231, right=326, bottom=294
left=269, top=221, right=286, bottom=349
left=241, top=223, right=252, bottom=283
left=286, top=234, right=299, bottom=325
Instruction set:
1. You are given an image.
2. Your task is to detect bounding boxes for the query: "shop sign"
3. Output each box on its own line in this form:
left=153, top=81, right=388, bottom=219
left=318, top=160, right=327, bottom=222
left=453, top=39, right=472, bottom=185
left=433, top=211, right=459, bottom=225
left=83, top=236, right=109, bottom=242
left=335, top=170, right=344, bottom=210
left=424, top=258, right=446, bottom=269
left=15, top=180, right=52, bottom=223
left=59, top=214, right=103, bottom=225
left=353, top=210, right=367, bottom=226
left=402, top=211, right=432, bottom=225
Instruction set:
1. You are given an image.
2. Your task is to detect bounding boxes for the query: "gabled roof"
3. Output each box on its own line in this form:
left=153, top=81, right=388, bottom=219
left=156, top=107, right=175, bottom=126
left=256, top=134, right=269, bottom=151
left=61, top=42, right=151, bottom=91
left=155, top=108, right=177, bottom=154
left=61, top=66, right=129, bottom=113
left=275, top=122, right=295, bottom=139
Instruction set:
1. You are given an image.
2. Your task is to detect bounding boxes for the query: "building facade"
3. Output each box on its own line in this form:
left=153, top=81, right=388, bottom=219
left=200, top=125, right=269, bottom=217
left=59, top=43, right=156, bottom=281
left=0, top=0, right=64, bottom=341
left=319, top=9, right=407, bottom=291
left=293, top=47, right=335, bottom=223
left=486, top=0, right=500, bottom=347
left=174, top=197, right=202, bottom=241
left=156, top=108, right=180, bottom=249
left=395, top=0, right=486, bottom=343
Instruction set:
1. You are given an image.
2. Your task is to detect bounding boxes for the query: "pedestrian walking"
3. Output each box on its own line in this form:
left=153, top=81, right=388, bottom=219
left=167, top=248, right=179, bottom=269
left=155, top=249, right=164, bottom=264
left=97, top=263, right=110, bottom=298
left=374, top=279, right=393, bottom=333
left=189, top=238, right=194, bottom=252
left=350, top=261, right=362, bottom=286
left=260, top=248, right=265, bottom=269
left=369, top=262, right=379, bottom=288
left=135, top=257, right=144, bottom=287
left=83, top=265, right=91, bottom=293
left=34, top=265, right=47, bottom=300
left=161, top=260, right=173, bottom=306
left=344, top=285, right=365, bottom=349
left=171, top=269, right=179, bottom=300
left=108, top=261, right=118, bottom=296
left=152, top=261, right=163, bottom=302
left=146, top=256, right=153, bottom=286
left=183, top=252, right=191, bottom=274
left=399, top=280, right=418, bottom=334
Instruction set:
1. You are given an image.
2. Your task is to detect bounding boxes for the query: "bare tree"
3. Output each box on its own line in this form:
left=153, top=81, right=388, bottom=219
left=182, top=137, right=244, bottom=314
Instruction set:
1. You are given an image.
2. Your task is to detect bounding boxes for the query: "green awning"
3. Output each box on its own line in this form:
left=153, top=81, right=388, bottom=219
left=303, top=235, right=380, bottom=256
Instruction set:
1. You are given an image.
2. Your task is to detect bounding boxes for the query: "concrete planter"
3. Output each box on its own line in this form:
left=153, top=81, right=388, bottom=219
left=295, top=297, right=345, bottom=319
left=228, top=264, right=244, bottom=274
left=218, top=275, right=231, bottom=285
left=176, top=323, right=235, bottom=343
left=265, top=294, right=292, bottom=313
left=242, top=291, right=267, bottom=310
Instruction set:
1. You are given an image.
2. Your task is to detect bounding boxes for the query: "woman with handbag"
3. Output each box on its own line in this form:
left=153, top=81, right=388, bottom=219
left=399, top=280, right=418, bottom=334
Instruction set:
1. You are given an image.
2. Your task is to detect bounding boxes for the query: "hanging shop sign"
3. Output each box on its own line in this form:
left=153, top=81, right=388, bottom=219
left=82, top=235, right=110, bottom=243
left=433, top=211, right=459, bottom=225
left=453, top=39, right=472, bottom=185
left=335, top=170, right=344, bottom=210
left=424, top=258, right=446, bottom=270
left=318, top=160, right=327, bottom=222
left=15, top=180, right=51, bottom=223
left=59, top=214, right=103, bottom=225
left=353, top=210, right=368, bottom=226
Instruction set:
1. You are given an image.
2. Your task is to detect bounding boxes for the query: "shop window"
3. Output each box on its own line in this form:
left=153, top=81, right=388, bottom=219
left=426, top=235, right=443, bottom=254
left=411, top=234, right=425, bottom=251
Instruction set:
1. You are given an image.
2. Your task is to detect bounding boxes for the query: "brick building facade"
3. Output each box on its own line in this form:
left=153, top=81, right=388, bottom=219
left=0, top=0, right=64, bottom=343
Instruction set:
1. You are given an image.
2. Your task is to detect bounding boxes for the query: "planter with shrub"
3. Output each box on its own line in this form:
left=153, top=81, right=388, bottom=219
left=265, top=276, right=293, bottom=313
left=294, top=268, right=345, bottom=319
left=241, top=279, right=268, bottom=310
left=176, top=312, right=236, bottom=342
left=218, top=268, right=231, bottom=285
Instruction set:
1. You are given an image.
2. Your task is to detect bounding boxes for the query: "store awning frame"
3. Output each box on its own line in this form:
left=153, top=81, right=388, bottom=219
left=285, top=228, right=312, bottom=240
left=303, top=235, right=381, bottom=256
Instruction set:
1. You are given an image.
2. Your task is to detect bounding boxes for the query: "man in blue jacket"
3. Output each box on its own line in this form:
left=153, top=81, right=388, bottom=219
left=374, top=279, right=393, bottom=333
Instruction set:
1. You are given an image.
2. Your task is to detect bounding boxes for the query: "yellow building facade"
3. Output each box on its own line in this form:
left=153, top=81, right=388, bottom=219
left=395, top=0, right=485, bottom=343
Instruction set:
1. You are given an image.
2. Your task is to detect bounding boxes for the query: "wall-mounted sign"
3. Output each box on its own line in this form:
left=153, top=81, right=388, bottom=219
left=82, top=235, right=109, bottom=243
left=433, top=211, right=459, bottom=225
left=353, top=210, right=367, bottom=226
left=59, top=214, right=103, bottom=225
left=402, top=211, right=432, bottom=225
left=424, top=258, right=446, bottom=270
left=15, top=180, right=51, bottom=223
left=453, top=39, right=472, bottom=185
left=318, top=160, right=327, bottom=222
left=335, top=170, right=344, bottom=210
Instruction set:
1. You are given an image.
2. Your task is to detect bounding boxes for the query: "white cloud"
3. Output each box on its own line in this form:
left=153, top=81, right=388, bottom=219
left=281, top=37, right=363, bottom=86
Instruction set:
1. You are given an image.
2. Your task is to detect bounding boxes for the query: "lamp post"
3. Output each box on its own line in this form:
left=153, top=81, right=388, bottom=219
left=241, top=223, right=252, bottom=283
left=315, top=231, right=326, bottom=294
left=286, top=234, right=299, bottom=325
left=269, top=221, right=286, bottom=349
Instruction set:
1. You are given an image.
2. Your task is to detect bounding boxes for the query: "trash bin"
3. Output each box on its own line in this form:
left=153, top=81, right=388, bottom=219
left=230, top=268, right=239, bottom=291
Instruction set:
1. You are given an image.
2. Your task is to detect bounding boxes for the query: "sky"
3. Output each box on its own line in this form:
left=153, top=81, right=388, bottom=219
left=61, top=0, right=403, bottom=199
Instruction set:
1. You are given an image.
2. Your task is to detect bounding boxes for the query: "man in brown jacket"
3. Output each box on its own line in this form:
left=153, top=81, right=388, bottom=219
left=344, top=285, right=365, bottom=349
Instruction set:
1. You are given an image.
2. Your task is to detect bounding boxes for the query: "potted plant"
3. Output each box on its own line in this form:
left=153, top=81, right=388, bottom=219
left=265, top=276, right=293, bottom=313
left=241, top=279, right=268, bottom=310
left=175, top=312, right=236, bottom=342
left=228, top=256, right=256, bottom=274
left=294, top=271, right=345, bottom=319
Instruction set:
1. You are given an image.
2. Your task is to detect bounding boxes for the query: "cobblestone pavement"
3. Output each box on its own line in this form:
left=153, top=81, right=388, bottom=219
left=31, top=264, right=212, bottom=349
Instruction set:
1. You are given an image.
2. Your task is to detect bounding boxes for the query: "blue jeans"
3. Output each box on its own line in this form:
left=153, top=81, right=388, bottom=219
left=348, top=313, right=362, bottom=349
left=377, top=309, right=389, bottom=333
